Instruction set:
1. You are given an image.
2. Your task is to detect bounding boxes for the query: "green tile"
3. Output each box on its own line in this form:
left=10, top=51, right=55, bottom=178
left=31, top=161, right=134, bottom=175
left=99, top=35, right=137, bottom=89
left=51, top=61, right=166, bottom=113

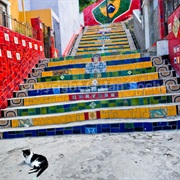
left=131, top=98, right=139, bottom=106
left=28, top=108, right=36, bottom=115
left=40, top=107, right=47, bottom=114
left=48, top=106, right=57, bottom=114
left=125, top=123, right=134, bottom=129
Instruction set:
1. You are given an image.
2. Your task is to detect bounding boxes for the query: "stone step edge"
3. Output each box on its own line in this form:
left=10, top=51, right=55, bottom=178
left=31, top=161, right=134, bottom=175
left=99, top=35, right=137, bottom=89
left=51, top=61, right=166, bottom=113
left=0, top=103, right=179, bottom=121
left=0, top=116, right=179, bottom=133
left=4, top=92, right=180, bottom=111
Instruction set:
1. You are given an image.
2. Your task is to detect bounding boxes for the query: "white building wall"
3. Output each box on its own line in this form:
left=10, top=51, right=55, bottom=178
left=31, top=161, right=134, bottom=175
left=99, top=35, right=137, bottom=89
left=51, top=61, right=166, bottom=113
left=58, top=0, right=80, bottom=54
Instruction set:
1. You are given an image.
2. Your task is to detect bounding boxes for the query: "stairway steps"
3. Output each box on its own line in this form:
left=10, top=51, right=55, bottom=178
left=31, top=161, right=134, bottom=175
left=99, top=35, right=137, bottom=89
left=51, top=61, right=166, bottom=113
left=7, top=86, right=169, bottom=107
left=2, top=92, right=180, bottom=118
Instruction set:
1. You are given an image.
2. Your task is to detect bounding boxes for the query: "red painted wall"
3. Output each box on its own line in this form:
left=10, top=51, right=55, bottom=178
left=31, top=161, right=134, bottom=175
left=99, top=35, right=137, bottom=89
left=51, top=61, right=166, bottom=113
left=83, top=0, right=140, bottom=26
left=0, top=26, right=45, bottom=113
left=165, top=6, right=180, bottom=75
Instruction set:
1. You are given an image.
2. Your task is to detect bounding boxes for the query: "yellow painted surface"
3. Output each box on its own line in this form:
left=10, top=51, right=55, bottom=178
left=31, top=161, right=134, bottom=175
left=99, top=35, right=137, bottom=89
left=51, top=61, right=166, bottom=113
left=19, top=9, right=52, bottom=28
left=9, top=0, right=19, bottom=21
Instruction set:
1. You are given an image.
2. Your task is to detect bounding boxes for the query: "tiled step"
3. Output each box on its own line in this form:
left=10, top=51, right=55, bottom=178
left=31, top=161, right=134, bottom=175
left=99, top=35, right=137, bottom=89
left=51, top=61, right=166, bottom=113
left=79, top=38, right=128, bottom=44
left=7, top=85, right=180, bottom=107
left=2, top=92, right=180, bottom=118
left=1, top=117, right=180, bottom=139
left=12, top=78, right=180, bottom=98
left=25, top=66, right=163, bottom=84
left=83, top=32, right=126, bottom=37
left=39, top=61, right=153, bottom=78
left=19, top=70, right=176, bottom=91
left=76, top=49, right=131, bottom=55
left=77, top=45, right=130, bottom=52
left=0, top=104, right=179, bottom=130
left=48, top=50, right=140, bottom=62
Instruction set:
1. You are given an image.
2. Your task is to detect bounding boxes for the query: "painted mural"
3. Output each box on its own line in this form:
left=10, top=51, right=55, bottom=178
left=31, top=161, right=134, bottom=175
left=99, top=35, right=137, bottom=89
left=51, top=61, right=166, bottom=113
left=83, top=0, right=140, bottom=26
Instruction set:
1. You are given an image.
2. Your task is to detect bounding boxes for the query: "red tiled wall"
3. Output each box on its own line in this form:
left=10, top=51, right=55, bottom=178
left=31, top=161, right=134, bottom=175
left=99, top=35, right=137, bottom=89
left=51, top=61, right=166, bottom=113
left=0, top=26, right=45, bottom=114
left=165, top=6, right=180, bottom=75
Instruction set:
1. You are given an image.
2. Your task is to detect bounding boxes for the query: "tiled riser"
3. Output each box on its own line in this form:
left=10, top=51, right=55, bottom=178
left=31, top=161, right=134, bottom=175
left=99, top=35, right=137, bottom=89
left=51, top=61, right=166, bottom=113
left=9, top=86, right=168, bottom=107
left=21, top=72, right=174, bottom=90
left=50, top=51, right=140, bottom=62
left=2, top=120, right=180, bottom=139
left=43, top=57, right=151, bottom=72
left=15, top=79, right=180, bottom=98
left=2, top=94, right=177, bottom=118
left=41, top=61, right=153, bottom=77
left=28, top=67, right=157, bottom=83
left=8, top=105, right=177, bottom=128
left=48, top=53, right=141, bottom=65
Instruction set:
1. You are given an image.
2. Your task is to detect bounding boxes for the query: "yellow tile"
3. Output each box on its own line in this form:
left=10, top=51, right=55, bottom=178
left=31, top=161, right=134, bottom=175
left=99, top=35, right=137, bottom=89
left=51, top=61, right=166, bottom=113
left=77, top=113, right=85, bottom=121
left=42, top=71, right=53, bottom=77
left=100, top=110, right=109, bottom=119
left=67, top=114, right=76, bottom=123
left=11, top=120, right=19, bottom=127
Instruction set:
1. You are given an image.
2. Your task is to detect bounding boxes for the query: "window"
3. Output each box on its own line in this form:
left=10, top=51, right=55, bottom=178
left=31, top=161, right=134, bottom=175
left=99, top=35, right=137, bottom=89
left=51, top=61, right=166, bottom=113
left=163, top=0, right=180, bottom=36
left=0, top=1, right=8, bottom=27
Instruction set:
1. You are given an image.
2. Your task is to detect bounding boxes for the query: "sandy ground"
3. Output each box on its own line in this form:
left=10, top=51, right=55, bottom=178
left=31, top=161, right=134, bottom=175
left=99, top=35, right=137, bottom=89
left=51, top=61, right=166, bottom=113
left=0, top=130, right=180, bottom=180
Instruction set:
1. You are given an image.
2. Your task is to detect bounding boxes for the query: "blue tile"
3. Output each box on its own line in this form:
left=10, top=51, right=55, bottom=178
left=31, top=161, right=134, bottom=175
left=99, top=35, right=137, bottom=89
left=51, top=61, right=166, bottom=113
left=168, top=121, right=177, bottom=126
left=53, top=88, right=60, bottom=94
left=120, top=123, right=125, bottom=132
left=102, top=128, right=110, bottom=133
left=101, top=124, right=110, bottom=128
left=47, top=132, right=56, bottom=136
left=143, top=123, right=153, bottom=131
left=16, top=134, right=25, bottom=138
left=158, top=122, right=167, bottom=126
left=178, top=121, right=180, bottom=129
left=97, top=124, right=102, bottom=133
left=153, top=127, right=162, bottom=131
left=38, top=129, right=47, bottom=132
left=85, top=127, right=97, bottom=134
left=64, top=130, right=73, bottom=135
left=134, top=123, right=143, bottom=127
left=163, top=126, right=172, bottom=130
left=111, top=128, right=120, bottom=133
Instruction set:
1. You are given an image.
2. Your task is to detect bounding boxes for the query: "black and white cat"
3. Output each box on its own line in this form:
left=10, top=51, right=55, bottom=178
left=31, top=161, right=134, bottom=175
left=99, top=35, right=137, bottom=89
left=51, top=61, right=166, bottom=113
left=22, top=149, right=48, bottom=177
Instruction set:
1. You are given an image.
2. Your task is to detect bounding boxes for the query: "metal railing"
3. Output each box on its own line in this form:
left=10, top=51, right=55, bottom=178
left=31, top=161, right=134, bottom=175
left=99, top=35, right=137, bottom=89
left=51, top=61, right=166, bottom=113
left=0, top=10, right=37, bottom=39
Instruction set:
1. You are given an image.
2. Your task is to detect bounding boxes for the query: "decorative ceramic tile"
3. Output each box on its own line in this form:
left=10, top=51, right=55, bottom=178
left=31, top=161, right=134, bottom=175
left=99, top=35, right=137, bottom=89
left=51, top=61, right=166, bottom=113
left=92, top=79, right=98, bottom=86
left=150, top=109, right=167, bottom=118
left=16, top=53, right=21, bottom=60
left=4, top=33, right=9, bottom=41
left=7, top=50, right=12, bottom=58
left=22, top=40, right=26, bottom=46
left=14, top=37, right=18, bottom=44
left=18, top=119, right=33, bottom=127
left=29, top=42, right=32, bottom=48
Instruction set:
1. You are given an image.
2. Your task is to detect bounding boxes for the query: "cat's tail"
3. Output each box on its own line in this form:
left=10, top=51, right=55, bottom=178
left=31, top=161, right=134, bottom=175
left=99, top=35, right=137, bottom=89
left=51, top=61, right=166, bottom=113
left=36, top=162, right=48, bottom=177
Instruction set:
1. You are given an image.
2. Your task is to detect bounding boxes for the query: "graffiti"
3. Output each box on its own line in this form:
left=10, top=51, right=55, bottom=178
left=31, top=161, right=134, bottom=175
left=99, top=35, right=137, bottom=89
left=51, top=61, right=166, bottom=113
left=93, top=0, right=130, bottom=24
left=83, top=0, right=140, bottom=26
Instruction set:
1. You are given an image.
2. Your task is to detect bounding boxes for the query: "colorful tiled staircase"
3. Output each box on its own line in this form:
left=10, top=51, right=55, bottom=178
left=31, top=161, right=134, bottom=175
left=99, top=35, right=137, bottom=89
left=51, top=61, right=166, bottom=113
left=1, top=23, right=180, bottom=139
